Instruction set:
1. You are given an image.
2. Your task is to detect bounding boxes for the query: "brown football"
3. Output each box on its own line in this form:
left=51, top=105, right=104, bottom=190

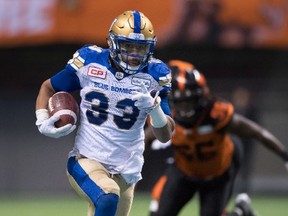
left=48, top=91, right=79, bottom=128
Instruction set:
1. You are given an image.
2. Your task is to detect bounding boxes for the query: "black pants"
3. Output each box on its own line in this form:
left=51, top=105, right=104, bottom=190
left=152, top=141, right=243, bottom=216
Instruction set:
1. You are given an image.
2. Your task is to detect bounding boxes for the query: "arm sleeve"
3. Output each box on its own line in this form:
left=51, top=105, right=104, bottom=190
left=50, top=68, right=81, bottom=92
left=160, top=95, right=171, bottom=116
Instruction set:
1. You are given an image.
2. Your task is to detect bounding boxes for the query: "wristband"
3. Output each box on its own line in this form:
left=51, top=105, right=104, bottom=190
left=35, top=109, right=49, bottom=126
left=149, top=101, right=168, bottom=128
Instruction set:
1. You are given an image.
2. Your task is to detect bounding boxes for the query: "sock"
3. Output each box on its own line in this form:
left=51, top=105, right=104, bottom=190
left=95, top=193, right=119, bottom=216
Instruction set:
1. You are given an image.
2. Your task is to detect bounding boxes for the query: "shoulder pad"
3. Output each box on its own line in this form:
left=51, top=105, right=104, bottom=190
left=67, top=45, right=105, bottom=70
left=210, top=101, right=234, bottom=130
left=148, top=59, right=172, bottom=87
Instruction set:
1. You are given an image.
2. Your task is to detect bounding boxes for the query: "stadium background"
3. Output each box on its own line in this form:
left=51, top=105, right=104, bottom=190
left=0, top=0, right=287, bottom=199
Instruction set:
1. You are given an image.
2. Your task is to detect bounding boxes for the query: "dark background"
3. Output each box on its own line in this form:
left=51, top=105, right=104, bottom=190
left=0, top=44, right=287, bottom=196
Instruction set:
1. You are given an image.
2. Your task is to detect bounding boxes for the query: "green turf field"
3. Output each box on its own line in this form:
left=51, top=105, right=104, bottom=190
left=0, top=192, right=287, bottom=216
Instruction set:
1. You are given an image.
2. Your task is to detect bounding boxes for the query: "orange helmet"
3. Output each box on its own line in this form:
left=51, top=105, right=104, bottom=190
left=169, top=60, right=209, bottom=101
left=168, top=60, right=210, bottom=127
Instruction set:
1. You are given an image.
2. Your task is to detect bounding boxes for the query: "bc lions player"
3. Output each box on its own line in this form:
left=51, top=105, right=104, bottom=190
left=35, top=10, right=174, bottom=216
left=146, top=60, right=288, bottom=216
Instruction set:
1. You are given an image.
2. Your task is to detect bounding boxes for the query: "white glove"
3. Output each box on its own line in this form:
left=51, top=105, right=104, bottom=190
left=151, top=139, right=171, bottom=150
left=36, top=109, right=76, bottom=138
left=131, top=82, right=159, bottom=113
left=132, top=82, right=168, bottom=128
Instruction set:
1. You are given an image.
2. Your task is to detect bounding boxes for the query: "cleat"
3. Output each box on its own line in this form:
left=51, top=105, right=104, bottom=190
left=235, top=193, right=257, bottom=216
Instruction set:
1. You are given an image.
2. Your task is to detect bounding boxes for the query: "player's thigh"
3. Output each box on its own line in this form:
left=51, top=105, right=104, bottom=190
left=199, top=170, right=235, bottom=216
left=67, top=156, right=120, bottom=199
left=199, top=186, right=227, bottom=216
left=158, top=165, right=195, bottom=216
left=113, top=174, right=135, bottom=216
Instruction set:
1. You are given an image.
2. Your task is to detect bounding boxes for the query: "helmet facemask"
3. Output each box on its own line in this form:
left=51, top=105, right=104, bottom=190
left=170, top=87, right=206, bottom=128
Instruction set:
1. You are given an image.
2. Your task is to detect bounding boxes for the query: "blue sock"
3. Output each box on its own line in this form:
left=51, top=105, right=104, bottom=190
left=95, top=193, right=119, bottom=216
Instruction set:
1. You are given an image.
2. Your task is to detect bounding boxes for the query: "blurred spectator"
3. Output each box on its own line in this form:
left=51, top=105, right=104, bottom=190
left=59, top=0, right=80, bottom=11
left=217, top=0, right=288, bottom=48
left=167, top=0, right=221, bottom=45
left=248, top=0, right=288, bottom=48
left=230, top=86, right=259, bottom=193
left=217, top=23, right=250, bottom=48
left=165, top=0, right=288, bottom=49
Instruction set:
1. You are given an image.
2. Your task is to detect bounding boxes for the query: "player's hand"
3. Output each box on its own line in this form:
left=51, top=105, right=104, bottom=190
left=151, top=139, right=171, bottom=150
left=131, top=82, right=160, bottom=113
left=36, top=109, right=76, bottom=138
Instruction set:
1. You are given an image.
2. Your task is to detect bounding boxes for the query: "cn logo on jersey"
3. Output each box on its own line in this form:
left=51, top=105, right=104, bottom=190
left=88, top=66, right=107, bottom=79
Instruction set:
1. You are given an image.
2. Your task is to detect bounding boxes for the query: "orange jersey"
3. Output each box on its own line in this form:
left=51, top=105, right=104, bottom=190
left=172, top=98, right=234, bottom=179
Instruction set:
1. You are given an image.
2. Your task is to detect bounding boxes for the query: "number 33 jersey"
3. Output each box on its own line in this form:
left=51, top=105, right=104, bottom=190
left=172, top=99, right=234, bottom=179
left=50, top=45, right=171, bottom=183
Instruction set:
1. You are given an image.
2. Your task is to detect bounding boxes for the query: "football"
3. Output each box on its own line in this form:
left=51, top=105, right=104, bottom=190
left=48, top=91, right=79, bottom=128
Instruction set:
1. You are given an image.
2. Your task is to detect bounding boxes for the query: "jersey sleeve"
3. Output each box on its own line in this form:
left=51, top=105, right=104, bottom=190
left=160, top=95, right=171, bottom=116
left=51, top=45, right=107, bottom=92
left=66, top=44, right=94, bottom=71
left=50, top=68, right=81, bottom=92
left=147, top=59, right=172, bottom=116
left=148, top=59, right=172, bottom=95
left=50, top=45, right=90, bottom=92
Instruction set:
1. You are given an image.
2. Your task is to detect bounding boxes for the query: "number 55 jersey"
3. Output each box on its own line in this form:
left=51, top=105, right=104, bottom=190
left=172, top=98, right=235, bottom=179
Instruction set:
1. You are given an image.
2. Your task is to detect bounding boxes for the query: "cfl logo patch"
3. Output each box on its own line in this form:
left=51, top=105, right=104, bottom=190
left=88, top=66, right=107, bottom=79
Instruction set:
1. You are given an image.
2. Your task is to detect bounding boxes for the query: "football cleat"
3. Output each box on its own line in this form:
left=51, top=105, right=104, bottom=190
left=235, top=193, right=257, bottom=216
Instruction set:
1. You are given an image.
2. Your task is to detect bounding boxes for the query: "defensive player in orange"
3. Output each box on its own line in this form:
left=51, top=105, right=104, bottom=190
left=146, top=60, right=288, bottom=216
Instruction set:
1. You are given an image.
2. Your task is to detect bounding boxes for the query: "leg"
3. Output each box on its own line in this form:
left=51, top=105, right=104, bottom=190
left=67, top=156, right=120, bottom=216
left=149, top=175, right=168, bottom=215
left=151, top=165, right=196, bottom=216
left=87, top=203, right=95, bottom=216
left=200, top=140, right=242, bottom=216
left=112, top=174, right=135, bottom=216
left=199, top=177, right=233, bottom=216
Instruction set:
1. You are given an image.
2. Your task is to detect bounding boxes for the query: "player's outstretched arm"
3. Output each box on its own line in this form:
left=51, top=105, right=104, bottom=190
left=227, top=113, right=288, bottom=163
left=149, top=114, right=174, bottom=143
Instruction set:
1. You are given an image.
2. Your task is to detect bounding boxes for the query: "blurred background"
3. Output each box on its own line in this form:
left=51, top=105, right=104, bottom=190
left=0, top=0, right=287, bottom=199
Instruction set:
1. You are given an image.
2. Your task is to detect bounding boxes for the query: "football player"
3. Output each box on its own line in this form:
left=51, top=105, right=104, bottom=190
left=146, top=60, right=288, bottom=216
left=35, top=10, right=174, bottom=216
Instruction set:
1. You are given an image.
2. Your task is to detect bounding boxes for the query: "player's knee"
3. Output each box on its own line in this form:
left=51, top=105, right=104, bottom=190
left=102, top=182, right=121, bottom=197
left=95, top=193, right=119, bottom=216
